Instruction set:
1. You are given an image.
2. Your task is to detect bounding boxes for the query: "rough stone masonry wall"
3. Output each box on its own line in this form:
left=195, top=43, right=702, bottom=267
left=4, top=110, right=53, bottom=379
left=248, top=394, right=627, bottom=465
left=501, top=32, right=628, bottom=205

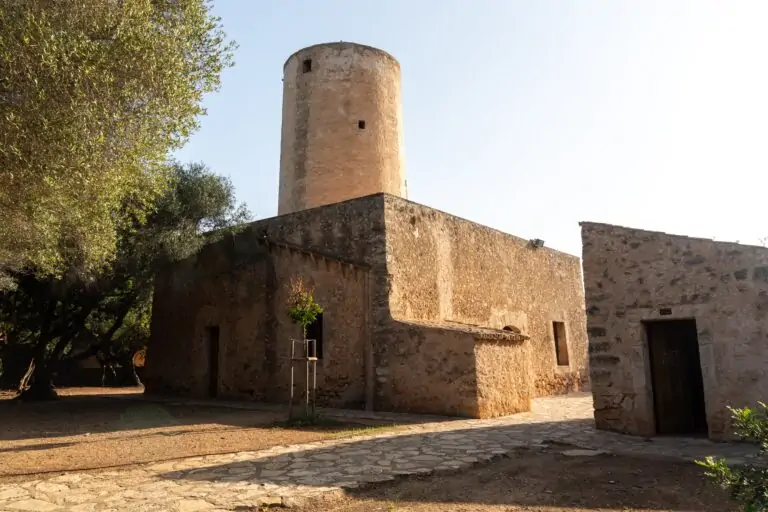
left=147, top=238, right=271, bottom=398
left=149, top=193, right=585, bottom=417
left=371, top=319, right=532, bottom=417
left=146, top=229, right=369, bottom=408
left=268, top=246, right=368, bottom=408
left=373, top=321, right=480, bottom=417
left=383, top=195, right=588, bottom=398
left=278, top=43, right=406, bottom=215
left=474, top=338, right=533, bottom=417
left=581, top=222, right=768, bottom=439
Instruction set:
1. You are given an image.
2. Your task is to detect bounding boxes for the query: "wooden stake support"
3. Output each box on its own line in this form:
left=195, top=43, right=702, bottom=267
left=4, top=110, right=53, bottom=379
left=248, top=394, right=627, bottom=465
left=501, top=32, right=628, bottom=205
left=289, top=337, right=318, bottom=420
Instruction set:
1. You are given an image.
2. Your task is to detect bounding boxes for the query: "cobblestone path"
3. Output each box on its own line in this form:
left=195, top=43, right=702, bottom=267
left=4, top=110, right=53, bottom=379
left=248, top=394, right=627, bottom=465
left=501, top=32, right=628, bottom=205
left=0, top=393, right=757, bottom=511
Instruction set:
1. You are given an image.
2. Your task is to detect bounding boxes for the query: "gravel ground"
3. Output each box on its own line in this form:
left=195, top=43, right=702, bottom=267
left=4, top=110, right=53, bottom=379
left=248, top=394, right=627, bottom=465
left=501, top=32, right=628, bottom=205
left=0, top=387, right=390, bottom=481
left=299, top=449, right=736, bottom=512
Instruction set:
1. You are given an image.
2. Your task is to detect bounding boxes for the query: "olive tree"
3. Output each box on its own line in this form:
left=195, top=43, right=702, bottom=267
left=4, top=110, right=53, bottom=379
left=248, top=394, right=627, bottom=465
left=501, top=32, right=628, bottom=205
left=0, top=0, right=235, bottom=284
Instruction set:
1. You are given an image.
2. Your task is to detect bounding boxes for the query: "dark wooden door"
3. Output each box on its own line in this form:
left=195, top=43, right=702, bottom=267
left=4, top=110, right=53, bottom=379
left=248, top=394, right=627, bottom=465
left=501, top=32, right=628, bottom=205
left=206, top=326, right=220, bottom=398
left=646, top=319, right=708, bottom=435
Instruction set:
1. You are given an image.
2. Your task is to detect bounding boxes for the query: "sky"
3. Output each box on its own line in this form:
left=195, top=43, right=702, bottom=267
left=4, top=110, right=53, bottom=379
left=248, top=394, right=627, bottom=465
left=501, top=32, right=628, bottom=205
left=175, top=0, right=768, bottom=256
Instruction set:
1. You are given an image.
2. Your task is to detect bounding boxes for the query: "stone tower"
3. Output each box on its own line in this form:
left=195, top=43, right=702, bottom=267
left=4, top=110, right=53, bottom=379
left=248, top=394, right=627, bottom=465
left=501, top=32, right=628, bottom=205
left=278, top=42, right=406, bottom=215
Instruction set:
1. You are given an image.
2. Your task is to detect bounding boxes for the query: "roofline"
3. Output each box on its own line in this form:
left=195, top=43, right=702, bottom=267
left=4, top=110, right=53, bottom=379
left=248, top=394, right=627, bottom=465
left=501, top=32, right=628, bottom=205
left=283, top=42, right=400, bottom=71
left=580, top=221, right=768, bottom=250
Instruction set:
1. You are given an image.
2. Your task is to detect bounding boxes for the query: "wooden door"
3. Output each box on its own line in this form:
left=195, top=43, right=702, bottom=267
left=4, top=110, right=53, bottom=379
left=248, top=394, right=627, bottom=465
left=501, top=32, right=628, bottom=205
left=646, top=319, right=708, bottom=435
left=206, top=326, right=220, bottom=398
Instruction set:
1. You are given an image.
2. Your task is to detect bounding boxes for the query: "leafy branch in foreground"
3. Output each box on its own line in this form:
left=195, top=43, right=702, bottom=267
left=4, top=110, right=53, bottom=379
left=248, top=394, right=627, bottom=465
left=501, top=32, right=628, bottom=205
left=697, top=403, right=768, bottom=511
left=0, top=0, right=236, bottom=285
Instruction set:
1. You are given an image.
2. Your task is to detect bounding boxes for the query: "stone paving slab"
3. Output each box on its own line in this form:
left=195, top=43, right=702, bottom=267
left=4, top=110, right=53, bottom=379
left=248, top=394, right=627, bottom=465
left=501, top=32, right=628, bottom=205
left=0, top=393, right=759, bottom=511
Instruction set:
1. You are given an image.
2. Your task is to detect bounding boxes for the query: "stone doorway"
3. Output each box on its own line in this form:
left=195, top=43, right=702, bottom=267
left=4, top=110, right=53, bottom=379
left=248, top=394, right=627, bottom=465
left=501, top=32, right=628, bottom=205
left=645, top=319, right=708, bottom=436
left=206, top=326, right=220, bottom=398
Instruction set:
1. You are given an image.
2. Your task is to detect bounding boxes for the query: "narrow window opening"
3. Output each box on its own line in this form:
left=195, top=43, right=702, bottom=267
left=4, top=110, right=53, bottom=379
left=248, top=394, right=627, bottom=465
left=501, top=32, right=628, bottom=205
left=358, top=120, right=366, bottom=129
left=302, top=59, right=312, bottom=73
left=306, top=313, right=324, bottom=359
left=553, top=321, right=569, bottom=366
left=659, top=308, right=672, bottom=316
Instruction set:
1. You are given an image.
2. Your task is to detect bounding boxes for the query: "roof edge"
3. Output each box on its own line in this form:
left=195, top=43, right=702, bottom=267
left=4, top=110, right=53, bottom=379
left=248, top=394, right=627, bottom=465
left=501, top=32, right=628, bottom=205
left=283, top=42, right=400, bottom=70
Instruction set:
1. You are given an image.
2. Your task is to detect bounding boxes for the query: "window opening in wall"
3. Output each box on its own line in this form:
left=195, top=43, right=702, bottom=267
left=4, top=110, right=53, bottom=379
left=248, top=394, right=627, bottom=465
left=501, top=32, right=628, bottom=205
left=205, top=326, right=220, bottom=398
left=306, top=313, right=324, bottom=359
left=552, top=321, right=569, bottom=366
left=358, top=120, right=366, bottom=129
left=302, top=59, right=312, bottom=73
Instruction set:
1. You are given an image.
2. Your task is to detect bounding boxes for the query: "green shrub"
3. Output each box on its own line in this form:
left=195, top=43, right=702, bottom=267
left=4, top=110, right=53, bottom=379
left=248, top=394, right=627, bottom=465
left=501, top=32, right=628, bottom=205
left=698, top=403, right=768, bottom=511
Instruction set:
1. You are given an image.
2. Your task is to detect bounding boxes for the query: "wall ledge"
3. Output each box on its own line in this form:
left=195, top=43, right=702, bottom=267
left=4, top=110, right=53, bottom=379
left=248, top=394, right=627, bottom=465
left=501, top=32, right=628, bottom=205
left=395, top=319, right=530, bottom=343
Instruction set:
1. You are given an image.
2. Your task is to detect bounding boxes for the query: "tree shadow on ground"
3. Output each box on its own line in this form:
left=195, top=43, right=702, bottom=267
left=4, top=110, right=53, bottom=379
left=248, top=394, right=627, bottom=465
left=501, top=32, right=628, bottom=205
left=0, top=442, right=77, bottom=453
left=337, top=449, right=735, bottom=511
left=0, top=396, right=281, bottom=441
left=0, top=392, right=396, bottom=442
left=0, top=392, right=410, bottom=479
left=156, top=418, right=746, bottom=511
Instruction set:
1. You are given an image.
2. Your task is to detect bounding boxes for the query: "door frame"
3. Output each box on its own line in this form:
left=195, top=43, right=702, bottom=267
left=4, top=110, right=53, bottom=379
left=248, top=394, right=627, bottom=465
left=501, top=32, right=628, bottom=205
left=205, top=325, right=220, bottom=398
left=641, top=315, right=710, bottom=436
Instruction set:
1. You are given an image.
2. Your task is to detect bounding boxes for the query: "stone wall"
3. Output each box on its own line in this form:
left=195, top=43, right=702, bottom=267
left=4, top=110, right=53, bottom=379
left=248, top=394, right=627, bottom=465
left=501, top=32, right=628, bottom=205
left=371, top=320, right=531, bottom=418
left=147, top=238, right=271, bottom=397
left=383, top=196, right=589, bottom=397
left=475, top=338, right=533, bottom=417
left=373, top=321, right=480, bottom=417
left=146, top=227, right=370, bottom=408
left=268, top=246, right=369, bottom=408
left=279, top=43, right=406, bottom=215
left=148, top=193, right=587, bottom=417
left=581, top=221, right=768, bottom=439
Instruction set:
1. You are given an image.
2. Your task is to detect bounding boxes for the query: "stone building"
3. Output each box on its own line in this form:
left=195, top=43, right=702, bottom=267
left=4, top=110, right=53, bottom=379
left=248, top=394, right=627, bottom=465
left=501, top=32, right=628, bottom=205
left=144, top=43, right=589, bottom=418
left=582, top=221, right=768, bottom=440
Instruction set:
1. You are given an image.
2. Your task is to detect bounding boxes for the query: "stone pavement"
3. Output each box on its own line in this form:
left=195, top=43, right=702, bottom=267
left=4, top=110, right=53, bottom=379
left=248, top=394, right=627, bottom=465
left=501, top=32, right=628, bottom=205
left=0, top=393, right=758, bottom=511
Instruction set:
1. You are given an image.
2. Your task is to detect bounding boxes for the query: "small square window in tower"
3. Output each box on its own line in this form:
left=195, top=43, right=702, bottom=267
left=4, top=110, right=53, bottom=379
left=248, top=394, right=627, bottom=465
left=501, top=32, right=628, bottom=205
left=302, top=59, right=312, bottom=73
left=553, top=321, right=569, bottom=366
left=358, top=120, right=366, bottom=129
left=306, top=313, right=324, bottom=359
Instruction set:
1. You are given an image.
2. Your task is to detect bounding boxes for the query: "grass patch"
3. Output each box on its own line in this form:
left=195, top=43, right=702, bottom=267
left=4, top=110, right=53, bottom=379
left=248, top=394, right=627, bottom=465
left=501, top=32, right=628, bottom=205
left=270, top=414, right=400, bottom=439
left=325, top=424, right=400, bottom=440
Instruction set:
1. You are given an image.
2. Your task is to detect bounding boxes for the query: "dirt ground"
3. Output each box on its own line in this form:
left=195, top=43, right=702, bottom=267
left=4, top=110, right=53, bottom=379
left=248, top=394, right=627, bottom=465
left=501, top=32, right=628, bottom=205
left=0, top=388, right=392, bottom=481
left=300, top=449, right=735, bottom=512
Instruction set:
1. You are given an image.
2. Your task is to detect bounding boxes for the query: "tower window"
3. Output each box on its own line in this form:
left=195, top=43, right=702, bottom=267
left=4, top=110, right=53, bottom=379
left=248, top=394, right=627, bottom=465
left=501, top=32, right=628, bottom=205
left=306, top=313, right=324, bottom=359
left=302, top=59, right=312, bottom=73
left=358, top=120, right=366, bottom=129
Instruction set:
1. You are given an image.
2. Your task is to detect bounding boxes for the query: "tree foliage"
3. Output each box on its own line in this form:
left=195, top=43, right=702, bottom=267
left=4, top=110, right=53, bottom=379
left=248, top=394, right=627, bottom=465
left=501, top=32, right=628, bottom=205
left=0, top=161, right=250, bottom=398
left=286, top=277, right=323, bottom=339
left=698, top=403, right=768, bottom=511
left=0, top=0, right=236, bottom=283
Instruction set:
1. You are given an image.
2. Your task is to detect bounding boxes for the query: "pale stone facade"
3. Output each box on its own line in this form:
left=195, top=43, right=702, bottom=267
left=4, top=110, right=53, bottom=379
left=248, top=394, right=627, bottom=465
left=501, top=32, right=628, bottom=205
left=146, top=195, right=589, bottom=418
left=145, top=42, right=589, bottom=418
left=582, top=221, right=768, bottom=440
left=278, top=43, right=406, bottom=215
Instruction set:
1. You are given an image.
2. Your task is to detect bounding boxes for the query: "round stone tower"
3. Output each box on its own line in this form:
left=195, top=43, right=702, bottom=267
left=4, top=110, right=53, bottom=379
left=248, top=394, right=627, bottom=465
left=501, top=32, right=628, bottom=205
left=278, top=42, right=406, bottom=215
